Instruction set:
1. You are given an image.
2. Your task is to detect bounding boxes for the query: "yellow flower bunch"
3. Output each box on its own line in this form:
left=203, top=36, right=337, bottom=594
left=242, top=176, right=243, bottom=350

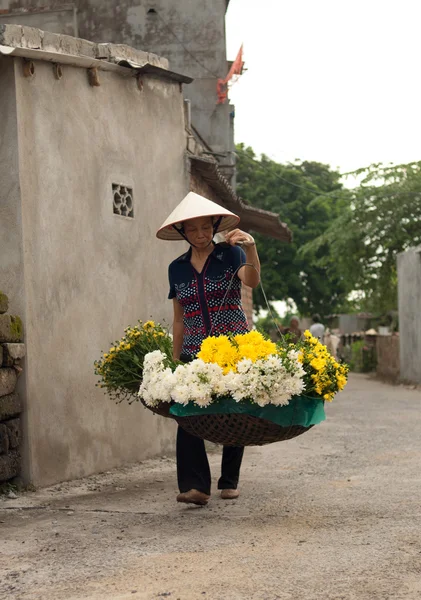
left=198, top=331, right=278, bottom=374
left=94, top=320, right=174, bottom=403
left=234, top=331, right=277, bottom=362
left=298, top=330, right=348, bottom=401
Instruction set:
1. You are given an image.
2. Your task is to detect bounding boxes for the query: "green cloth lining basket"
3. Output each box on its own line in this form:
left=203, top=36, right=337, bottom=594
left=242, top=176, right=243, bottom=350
left=169, top=395, right=325, bottom=447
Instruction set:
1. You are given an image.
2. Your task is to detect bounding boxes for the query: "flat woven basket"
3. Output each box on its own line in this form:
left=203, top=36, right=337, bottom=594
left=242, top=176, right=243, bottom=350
left=171, top=413, right=313, bottom=446
left=140, top=399, right=172, bottom=419
left=140, top=399, right=316, bottom=446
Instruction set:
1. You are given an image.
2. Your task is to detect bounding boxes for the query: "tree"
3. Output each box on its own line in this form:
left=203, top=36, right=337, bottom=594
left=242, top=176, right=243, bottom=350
left=236, top=144, right=352, bottom=316
left=302, top=162, right=421, bottom=313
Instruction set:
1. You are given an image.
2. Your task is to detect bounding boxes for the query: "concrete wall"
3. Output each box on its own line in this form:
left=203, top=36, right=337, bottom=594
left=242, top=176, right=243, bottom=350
left=0, top=5, right=77, bottom=35
left=398, top=247, right=421, bottom=384
left=0, top=1, right=235, bottom=171
left=0, top=54, right=188, bottom=486
left=376, top=335, right=400, bottom=382
left=338, top=314, right=370, bottom=335
left=0, top=58, right=25, bottom=319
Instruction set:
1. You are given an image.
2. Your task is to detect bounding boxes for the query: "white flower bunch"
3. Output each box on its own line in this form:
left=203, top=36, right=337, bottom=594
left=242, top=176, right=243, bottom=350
left=138, top=350, right=174, bottom=407
left=225, top=353, right=305, bottom=407
left=139, top=354, right=226, bottom=408
left=171, top=360, right=226, bottom=407
left=139, top=350, right=306, bottom=408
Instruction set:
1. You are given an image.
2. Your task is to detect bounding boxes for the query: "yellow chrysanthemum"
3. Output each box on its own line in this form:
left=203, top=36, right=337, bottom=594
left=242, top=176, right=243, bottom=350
left=336, top=374, right=347, bottom=390
left=234, top=331, right=277, bottom=360
left=198, top=335, right=240, bottom=373
left=310, top=357, right=326, bottom=371
left=198, top=331, right=278, bottom=373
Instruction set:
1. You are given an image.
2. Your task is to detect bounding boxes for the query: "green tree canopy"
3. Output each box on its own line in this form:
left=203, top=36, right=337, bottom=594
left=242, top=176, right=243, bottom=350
left=236, top=144, right=351, bottom=316
left=301, top=162, right=421, bottom=313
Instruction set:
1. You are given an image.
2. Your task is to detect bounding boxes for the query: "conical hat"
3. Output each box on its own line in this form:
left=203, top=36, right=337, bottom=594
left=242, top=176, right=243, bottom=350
left=156, top=192, right=240, bottom=241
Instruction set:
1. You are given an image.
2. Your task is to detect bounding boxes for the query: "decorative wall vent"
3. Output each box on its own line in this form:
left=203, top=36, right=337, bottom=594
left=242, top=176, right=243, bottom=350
left=112, top=184, right=134, bottom=218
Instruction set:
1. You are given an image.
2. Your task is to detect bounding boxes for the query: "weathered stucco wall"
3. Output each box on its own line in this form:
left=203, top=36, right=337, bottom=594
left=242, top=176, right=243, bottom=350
left=0, top=4, right=77, bottom=35
left=398, top=247, right=421, bottom=384
left=0, top=1, right=234, bottom=163
left=1, top=54, right=188, bottom=486
left=0, top=0, right=228, bottom=74
left=0, top=57, right=25, bottom=318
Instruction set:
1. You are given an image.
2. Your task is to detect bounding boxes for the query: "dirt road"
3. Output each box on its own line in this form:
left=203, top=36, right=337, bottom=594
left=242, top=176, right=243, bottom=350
left=1, top=374, right=421, bottom=600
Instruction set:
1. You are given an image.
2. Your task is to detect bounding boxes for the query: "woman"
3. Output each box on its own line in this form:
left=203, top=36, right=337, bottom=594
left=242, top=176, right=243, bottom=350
left=157, top=192, right=261, bottom=506
left=282, top=317, right=302, bottom=343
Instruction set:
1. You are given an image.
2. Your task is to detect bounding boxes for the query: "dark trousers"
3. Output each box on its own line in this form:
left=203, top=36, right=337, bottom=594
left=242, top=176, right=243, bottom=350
left=176, top=425, right=244, bottom=496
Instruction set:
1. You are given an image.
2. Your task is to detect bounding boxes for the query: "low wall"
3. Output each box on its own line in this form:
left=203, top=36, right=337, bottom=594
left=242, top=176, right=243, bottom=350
left=0, top=291, right=24, bottom=483
left=376, top=335, right=400, bottom=382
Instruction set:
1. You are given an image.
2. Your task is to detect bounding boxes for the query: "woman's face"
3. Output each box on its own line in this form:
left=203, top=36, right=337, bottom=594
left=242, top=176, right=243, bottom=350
left=183, top=217, right=214, bottom=248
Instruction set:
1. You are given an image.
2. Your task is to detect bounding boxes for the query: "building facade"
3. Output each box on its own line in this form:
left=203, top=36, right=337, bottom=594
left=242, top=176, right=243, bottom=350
left=0, top=0, right=236, bottom=179
left=0, top=25, right=290, bottom=486
left=1, top=26, right=187, bottom=485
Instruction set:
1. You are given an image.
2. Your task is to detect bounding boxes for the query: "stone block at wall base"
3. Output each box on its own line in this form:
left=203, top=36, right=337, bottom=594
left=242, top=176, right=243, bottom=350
left=0, top=450, right=20, bottom=482
left=0, top=291, right=9, bottom=314
left=0, top=369, right=17, bottom=398
left=0, top=315, right=24, bottom=342
left=2, top=343, right=26, bottom=367
left=5, top=419, right=20, bottom=449
left=0, top=393, right=21, bottom=420
left=0, top=424, right=9, bottom=454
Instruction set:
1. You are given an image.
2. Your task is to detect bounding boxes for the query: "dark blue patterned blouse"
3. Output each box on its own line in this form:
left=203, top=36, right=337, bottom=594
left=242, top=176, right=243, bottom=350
left=168, top=243, right=250, bottom=359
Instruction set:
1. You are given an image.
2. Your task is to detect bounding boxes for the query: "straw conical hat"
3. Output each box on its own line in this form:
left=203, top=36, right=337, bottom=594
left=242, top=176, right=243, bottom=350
left=156, top=192, right=240, bottom=240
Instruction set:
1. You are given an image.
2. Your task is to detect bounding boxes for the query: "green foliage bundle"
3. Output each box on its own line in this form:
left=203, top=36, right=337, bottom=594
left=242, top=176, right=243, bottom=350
left=94, top=320, right=174, bottom=403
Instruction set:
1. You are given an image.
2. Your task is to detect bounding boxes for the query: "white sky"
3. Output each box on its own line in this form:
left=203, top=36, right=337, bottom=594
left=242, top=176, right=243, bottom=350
left=226, top=0, right=421, bottom=174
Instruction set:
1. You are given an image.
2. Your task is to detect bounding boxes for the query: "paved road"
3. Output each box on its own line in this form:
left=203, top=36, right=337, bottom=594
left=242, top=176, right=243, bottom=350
left=1, top=374, right=421, bottom=600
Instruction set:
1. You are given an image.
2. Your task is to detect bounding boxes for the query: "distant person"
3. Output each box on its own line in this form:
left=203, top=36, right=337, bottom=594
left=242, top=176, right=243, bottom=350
left=283, top=317, right=302, bottom=343
left=324, top=328, right=341, bottom=358
left=309, top=314, right=325, bottom=341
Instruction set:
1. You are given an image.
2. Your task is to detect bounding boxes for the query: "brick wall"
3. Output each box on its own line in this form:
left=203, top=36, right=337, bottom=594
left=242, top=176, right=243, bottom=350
left=376, top=335, right=400, bottom=382
left=0, top=291, right=24, bottom=484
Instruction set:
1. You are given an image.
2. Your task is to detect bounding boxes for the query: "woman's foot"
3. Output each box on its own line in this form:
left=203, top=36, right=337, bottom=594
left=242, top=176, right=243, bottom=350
left=220, top=489, right=239, bottom=500
left=177, top=489, right=210, bottom=505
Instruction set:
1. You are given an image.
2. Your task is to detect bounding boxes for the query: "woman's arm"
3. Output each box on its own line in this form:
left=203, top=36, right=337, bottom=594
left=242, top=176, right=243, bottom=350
left=239, top=242, right=261, bottom=288
left=172, top=298, right=185, bottom=360
left=225, top=229, right=261, bottom=289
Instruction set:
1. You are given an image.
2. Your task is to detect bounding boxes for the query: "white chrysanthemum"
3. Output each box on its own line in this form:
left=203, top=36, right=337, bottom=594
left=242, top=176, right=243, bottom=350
left=140, top=349, right=306, bottom=410
left=170, top=359, right=225, bottom=407
left=139, top=351, right=174, bottom=407
left=224, top=353, right=305, bottom=407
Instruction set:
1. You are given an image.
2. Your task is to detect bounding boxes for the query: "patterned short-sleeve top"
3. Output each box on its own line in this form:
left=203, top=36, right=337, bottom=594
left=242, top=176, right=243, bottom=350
left=168, top=243, right=249, bottom=359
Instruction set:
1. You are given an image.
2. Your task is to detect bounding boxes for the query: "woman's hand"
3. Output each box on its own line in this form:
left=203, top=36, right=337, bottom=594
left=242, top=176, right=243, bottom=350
left=225, top=229, right=255, bottom=247
left=225, top=230, right=261, bottom=288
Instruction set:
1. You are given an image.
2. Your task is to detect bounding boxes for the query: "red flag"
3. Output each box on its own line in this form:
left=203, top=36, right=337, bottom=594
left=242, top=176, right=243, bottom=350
left=217, top=45, right=244, bottom=104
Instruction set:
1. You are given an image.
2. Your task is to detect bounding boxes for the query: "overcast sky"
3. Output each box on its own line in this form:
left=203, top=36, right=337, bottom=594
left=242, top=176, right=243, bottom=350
left=226, top=0, right=421, bottom=174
